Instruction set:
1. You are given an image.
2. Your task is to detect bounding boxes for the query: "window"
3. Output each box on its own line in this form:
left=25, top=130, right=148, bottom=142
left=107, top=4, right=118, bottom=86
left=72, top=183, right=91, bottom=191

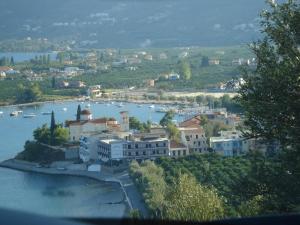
left=156, top=143, right=159, bottom=147
left=143, top=151, right=146, bottom=155
left=136, top=151, right=139, bottom=156
left=128, top=152, right=131, bottom=156
left=178, top=151, right=181, bottom=156
left=128, top=144, right=131, bottom=149
left=152, top=150, right=155, bottom=155
left=196, top=135, right=198, bottom=139
left=135, top=144, right=138, bottom=149
left=172, top=151, right=175, bottom=156
left=163, top=150, right=166, bottom=154
left=183, top=150, right=186, bottom=156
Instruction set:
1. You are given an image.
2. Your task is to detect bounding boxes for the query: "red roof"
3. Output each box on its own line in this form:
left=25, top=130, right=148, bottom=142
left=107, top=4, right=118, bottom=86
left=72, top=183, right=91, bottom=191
left=66, top=117, right=118, bottom=126
left=179, top=115, right=202, bottom=128
left=0, top=66, right=12, bottom=72
left=81, top=109, right=91, bottom=115
left=170, top=141, right=187, bottom=149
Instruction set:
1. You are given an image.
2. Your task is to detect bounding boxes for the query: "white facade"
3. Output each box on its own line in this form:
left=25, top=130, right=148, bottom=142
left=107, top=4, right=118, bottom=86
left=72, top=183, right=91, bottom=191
left=98, top=139, right=126, bottom=162
left=179, top=127, right=208, bottom=153
left=210, top=130, right=247, bottom=156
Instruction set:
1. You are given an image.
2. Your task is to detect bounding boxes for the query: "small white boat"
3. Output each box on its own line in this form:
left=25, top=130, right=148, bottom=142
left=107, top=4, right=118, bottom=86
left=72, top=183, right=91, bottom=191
left=155, top=107, right=168, bottom=113
left=62, top=107, right=67, bottom=111
left=111, top=101, right=115, bottom=105
left=137, top=104, right=142, bottom=108
left=149, top=105, right=155, bottom=109
left=23, top=113, right=36, bottom=118
left=17, top=110, right=23, bottom=114
left=0, top=111, right=3, bottom=115
left=42, top=112, right=52, bottom=115
left=86, top=103, right=91, bottom=108
left=118, top=103, right=124, bottom=108
left=10, top=111, right=19, bottom=117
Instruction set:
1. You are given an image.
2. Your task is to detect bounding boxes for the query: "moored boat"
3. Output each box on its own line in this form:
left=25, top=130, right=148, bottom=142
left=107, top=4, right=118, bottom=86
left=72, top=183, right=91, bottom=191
left=42, top=112, right=52, bottom=115
left=23, top=113, right=36, bottom=118
left=10, top=111, right=19, bottom=117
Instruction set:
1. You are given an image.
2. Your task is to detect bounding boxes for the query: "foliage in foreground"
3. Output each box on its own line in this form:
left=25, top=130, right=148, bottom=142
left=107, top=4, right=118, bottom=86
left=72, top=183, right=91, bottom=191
left=129, top=160, right=225, bottom=221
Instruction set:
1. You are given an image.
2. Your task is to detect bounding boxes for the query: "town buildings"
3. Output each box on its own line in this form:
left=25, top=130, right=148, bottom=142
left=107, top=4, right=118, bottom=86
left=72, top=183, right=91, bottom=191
left=179, top=115, right=208, bottom=153
left=66, top=110, right=129, bottom=141
left=210, top=130, right=246, bottom=156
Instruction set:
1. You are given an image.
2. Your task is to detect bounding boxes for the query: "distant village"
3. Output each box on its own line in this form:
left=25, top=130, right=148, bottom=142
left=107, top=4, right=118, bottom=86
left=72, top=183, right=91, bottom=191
left=0, top=47, right=256, bottom=92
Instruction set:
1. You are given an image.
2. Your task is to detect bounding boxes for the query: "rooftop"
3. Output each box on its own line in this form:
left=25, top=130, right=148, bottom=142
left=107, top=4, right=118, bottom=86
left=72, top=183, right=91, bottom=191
left=99, top=139, right=125, bottom=144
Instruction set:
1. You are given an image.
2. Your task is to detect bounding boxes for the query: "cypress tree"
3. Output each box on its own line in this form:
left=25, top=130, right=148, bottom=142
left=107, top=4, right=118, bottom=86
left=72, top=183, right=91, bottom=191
left=10, top=56, right=14, bottom=66
left=76, top=105, right=81, bottom=121
left=50, top=111, right=56, bottom=145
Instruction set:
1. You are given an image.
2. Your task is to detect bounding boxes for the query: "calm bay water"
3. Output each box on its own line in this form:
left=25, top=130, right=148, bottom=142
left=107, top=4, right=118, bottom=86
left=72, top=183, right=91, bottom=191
left=0, top=101, right=170, bottom=217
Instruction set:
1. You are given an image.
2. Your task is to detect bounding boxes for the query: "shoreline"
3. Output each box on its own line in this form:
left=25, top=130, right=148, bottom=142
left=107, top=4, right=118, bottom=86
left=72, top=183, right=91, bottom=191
left=0, top=159, right=149, bottom=218
left=0, top=91, right=238, bottom=108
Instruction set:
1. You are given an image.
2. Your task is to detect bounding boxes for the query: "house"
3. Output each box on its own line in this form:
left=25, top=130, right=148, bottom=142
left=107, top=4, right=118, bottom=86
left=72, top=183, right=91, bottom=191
left=0, top=71, right=6, bottom=79
left=0, top=66, right=13, bottom=73
left=179, top=115, right=202, bottom=127
left=68, top=80, right=86, bottom=88
left=127, top=58, right=142, bottom=65
left=169, top=141, right=189, bottom=157
left=56, top=80, right=69, bottom=88
left=210, top=130, right=246, bottom=156
left=179, top=127, right=208, bottom=153
left=66, top=110, right=129, bottom=141
left=112, top=59, right=127, bottom=68
left=146, top=79, right=155, bottom=87
left=209, top=59, right=220, bottom=65
left=87, top=85, right=101, bottom=97
left=159, top=53, right=168, bottom=60
left=144, top=54, right=153, bottom=61
left=64, top=67, right=83, bottom=77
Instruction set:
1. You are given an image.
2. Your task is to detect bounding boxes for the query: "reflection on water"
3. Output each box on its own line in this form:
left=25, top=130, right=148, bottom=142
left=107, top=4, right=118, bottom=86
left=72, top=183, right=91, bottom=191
left=0, top=168, right=127, bottom=218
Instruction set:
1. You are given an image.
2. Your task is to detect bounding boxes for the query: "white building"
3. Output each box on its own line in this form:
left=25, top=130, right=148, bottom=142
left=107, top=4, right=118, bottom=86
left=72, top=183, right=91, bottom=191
left=179, top=127, right=208, bottom=154
left=87, top=85, right=101, bottom=97
left=98, top=139, right=126, bottom=163
left=66, top=110, right=129, bottom=141
left=210, top=130, right=246, bottom=156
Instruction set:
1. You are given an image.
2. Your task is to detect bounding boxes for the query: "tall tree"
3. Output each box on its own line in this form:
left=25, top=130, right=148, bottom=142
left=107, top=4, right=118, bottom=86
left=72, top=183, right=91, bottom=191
left=47, top=54, right=51, bottom=64
left=237, top=0, right=300, bottom=212
left=51, top=76, right=56, bottom=88
left=159, top=110, right=175, bottom=127
left=10, top=56, right=14, bottom=65
left=201, top=56, right=209, bottom=67
left=237, top=0, right=300, bottom=150
left=180, top=61, right=192, bottom=80
left=50, top=111, right=56, bottom=145
left=76, top=105, right=81, bottom=121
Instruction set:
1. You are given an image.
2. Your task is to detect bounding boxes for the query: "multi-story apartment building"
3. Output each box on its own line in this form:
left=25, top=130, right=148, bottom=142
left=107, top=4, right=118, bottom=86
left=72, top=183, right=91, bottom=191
left=123, top=137, right=169, bottom=160
left=179, top=116, right=208, bottom=154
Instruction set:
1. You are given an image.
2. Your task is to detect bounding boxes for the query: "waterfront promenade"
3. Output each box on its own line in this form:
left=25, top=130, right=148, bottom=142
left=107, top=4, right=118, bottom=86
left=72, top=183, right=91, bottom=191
left=0, top=159, right=149, bottom=218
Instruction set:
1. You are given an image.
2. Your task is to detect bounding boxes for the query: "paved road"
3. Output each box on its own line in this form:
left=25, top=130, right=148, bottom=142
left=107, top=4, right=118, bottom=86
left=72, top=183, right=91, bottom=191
left=116, top=172, right=149, bottom=218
